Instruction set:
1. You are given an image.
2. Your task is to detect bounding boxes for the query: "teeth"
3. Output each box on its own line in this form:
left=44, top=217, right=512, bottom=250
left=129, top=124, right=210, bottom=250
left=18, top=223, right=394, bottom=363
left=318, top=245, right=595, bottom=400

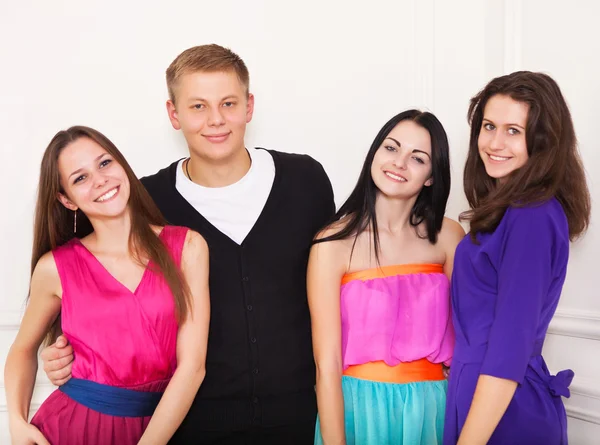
left=97, top=188, right=117, bottom=202
left=489, top=155, right=510, bottom=161
left=385, top=172, right=406, bottom=182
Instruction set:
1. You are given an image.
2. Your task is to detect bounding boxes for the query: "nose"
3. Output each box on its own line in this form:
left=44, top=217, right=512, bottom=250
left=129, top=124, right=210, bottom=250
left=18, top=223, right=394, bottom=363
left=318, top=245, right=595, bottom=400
left=207, top=107, right=225, bottom=127
left=392, top=152, right=408, bottom=170
left=489, top=131, right=505, bottom=152
left=92, top=172, right=109, bottom=188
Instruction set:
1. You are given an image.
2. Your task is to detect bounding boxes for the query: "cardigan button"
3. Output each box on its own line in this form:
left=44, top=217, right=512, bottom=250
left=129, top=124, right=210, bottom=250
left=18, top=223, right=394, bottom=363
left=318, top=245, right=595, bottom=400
left=247, top=305, right=253, bottom=311
left=242, top=276, right=249, bottom=282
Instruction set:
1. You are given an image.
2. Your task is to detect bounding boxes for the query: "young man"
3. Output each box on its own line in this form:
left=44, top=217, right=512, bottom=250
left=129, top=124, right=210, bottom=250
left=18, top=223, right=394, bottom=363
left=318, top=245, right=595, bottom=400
left=40, top=44, right=335, bottom=444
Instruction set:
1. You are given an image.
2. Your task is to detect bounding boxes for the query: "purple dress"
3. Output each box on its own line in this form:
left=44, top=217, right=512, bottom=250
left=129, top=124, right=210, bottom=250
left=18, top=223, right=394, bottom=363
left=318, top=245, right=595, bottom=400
left=444, top=198, right=573, bottom=445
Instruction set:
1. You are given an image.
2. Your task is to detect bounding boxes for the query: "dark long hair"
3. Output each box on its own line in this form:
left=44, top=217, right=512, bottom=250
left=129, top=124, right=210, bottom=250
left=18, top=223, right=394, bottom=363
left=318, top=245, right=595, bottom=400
left=461, top=71, right=591, bottom=240
left=316, top=110, right=451, bottom=262
left=32, top=126, right=191, bottom=345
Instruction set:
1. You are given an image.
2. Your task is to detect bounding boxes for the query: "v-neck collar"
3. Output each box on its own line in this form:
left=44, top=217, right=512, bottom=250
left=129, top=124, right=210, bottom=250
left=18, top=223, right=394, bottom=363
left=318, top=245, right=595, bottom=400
left=74, top=228, right=166, bottom=295
left=166, top=149, right=283, bottom=248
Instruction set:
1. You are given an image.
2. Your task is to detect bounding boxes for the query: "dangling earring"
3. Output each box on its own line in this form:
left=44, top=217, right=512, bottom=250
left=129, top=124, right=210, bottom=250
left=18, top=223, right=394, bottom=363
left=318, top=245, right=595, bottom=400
left=74, top=209, right=77, bottom=234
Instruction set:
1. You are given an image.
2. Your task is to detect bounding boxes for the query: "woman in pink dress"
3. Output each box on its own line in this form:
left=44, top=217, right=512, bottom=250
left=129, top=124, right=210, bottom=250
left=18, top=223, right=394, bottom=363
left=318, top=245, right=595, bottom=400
left=310, top=110, right=465, bottom=444
left=4, top=126, right=210, bottom=445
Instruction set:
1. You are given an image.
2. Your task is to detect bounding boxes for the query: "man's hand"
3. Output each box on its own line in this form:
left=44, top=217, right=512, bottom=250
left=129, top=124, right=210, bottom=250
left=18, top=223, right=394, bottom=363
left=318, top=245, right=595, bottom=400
left=40, top=335, right=73, bottom=386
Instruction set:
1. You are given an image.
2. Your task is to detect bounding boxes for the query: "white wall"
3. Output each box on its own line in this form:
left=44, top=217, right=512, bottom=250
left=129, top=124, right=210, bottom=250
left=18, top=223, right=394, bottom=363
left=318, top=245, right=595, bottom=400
left=1, top=0, right=598, bottom=443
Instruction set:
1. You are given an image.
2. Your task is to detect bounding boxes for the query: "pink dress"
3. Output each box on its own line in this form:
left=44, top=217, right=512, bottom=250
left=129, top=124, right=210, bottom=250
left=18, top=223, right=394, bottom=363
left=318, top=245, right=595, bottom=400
left=314, top=263, right=455, bottom=445
left=31, top=225, right=188, bottom=445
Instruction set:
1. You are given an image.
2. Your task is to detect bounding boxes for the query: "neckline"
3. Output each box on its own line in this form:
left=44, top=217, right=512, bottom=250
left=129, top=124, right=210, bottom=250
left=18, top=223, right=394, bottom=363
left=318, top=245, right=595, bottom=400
left=74, top=227, right=167, bottom=295
left=342, top=263, right=444, bottom=285
left=178, top=148, right=259, bottom=194
left=167, top=148, right=282, bottom=247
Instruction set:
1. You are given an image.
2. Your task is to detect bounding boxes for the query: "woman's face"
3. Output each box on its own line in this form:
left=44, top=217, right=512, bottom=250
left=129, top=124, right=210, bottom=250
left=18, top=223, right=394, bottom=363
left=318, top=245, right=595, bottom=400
left=371, top=120, right=433, bottom=199
left=478, top=94, right=529, bottom=182
left=57, top=137, right=130, bottom=221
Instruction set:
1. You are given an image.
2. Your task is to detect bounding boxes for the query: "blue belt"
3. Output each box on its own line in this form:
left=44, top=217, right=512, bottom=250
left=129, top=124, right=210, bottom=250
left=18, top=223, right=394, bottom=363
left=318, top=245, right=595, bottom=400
left=59, top=378, right=163, bottom=417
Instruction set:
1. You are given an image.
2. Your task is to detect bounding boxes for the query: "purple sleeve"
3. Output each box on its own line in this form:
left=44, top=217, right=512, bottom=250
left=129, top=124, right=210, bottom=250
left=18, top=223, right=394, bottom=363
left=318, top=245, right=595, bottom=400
left=479, top=206, right=558, bottom=384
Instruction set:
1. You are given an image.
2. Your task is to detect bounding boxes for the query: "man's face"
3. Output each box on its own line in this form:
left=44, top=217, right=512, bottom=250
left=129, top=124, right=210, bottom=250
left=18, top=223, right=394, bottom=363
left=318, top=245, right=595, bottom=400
left=167, top=70, right=254, bottom=163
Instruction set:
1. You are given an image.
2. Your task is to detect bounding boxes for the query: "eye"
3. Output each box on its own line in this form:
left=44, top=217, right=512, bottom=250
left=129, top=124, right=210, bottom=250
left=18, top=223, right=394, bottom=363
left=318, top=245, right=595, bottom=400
left=223, top=101, right=235, bottom=107
left=192, top=104, right=205, bottom=110
left=99, top=159, right=112, bottom=168
left=412, top=156, right=425, bottom=164
left=508, top=127, right=521, bottom=135
left=385, top=145, right=397, bottom=152
left=483, top=123, right=495, bottom=131
left=73, top=175, right=86, bottom=184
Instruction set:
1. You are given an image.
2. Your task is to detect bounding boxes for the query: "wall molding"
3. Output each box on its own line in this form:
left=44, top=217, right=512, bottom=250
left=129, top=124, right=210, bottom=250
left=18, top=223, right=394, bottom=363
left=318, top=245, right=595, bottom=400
left=0, top=401, right=41, bottom=414
left=0, top=382, right=53, bottom=414
left=547, top=311, right=600, bottom=426
left=412, top=0, right=435, bottom=110
left=570, top=376, right=600, bottom=401
left=566, top=405, right=600, bottom=426
left=548, top=309, right=600, bottom=341
left=503, top=0, right=523, bottom=73
left=0, top=310, right=23, bottom=331
left=566, top=376, right=600, bottom=425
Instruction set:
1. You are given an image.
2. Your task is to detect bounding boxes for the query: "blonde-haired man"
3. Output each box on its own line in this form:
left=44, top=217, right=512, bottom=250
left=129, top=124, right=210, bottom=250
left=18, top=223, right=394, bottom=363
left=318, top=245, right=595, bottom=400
left=41, top=44, right=335, bottom=444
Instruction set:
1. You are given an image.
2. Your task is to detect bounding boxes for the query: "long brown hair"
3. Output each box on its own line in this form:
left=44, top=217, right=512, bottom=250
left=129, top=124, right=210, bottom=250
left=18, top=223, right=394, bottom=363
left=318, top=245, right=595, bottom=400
left=32, top=126, right=191, bottom=345
left=461, top=71, right=591, bottom=240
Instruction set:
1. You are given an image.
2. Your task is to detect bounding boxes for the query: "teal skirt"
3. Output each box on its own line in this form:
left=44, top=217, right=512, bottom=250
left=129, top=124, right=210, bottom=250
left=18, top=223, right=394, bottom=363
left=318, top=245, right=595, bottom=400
left=315, top=376, right=447, bottom=445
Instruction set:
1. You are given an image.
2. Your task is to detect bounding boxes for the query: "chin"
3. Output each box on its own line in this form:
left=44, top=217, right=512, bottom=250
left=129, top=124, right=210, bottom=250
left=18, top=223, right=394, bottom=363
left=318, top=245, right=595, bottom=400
left=196, top=146, right=235, bottom=161
left=484, top=165, right=510, bottom=180
left=96, top=203, right=130, bottom=219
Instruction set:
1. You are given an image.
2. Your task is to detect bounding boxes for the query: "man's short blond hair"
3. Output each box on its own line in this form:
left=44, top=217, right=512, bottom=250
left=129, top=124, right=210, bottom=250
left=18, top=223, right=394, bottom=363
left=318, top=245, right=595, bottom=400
left=166, top=44, right=250, bottom=104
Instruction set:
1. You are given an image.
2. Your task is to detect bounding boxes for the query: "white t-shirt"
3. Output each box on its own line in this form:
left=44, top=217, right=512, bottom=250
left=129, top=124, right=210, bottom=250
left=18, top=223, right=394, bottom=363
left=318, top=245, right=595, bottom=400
left=175, top=148, right=276, bottom=245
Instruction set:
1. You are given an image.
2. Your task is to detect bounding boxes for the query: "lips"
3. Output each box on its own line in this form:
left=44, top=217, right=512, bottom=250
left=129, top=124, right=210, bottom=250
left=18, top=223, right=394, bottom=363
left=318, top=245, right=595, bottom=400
left=95, top=186, right=119, bottom=203
left=384, top=170, right=407, bottom=182
left=487, top=153, right=512, bottom=162
left=203, top=132, right=231, bottom=143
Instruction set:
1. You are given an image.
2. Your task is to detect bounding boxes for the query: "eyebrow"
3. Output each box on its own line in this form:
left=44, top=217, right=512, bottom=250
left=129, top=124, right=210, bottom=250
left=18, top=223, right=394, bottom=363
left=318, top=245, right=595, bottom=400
left=189, top=95, right=239, bottom=102
left=386, top=137, right=431, bottom=158
left=483, top=118, right=525, bottom=130
left=69, top=153, right=107, bottom=179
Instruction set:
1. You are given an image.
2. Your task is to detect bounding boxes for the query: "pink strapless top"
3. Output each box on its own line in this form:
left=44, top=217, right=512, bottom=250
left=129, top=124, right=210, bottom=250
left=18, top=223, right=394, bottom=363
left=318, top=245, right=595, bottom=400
left=341, top=263, right=454, bottom=369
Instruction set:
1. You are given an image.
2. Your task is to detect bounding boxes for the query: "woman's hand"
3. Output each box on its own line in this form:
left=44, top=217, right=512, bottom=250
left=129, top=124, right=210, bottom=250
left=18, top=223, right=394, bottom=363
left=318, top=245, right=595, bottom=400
left=10, top=420, right=50, bottom=445
left=443, top=365, right=450, bottom=379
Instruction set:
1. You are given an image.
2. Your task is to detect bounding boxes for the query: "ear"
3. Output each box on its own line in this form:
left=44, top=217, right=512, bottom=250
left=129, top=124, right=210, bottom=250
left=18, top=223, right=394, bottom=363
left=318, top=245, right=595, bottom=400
left=166, top=100, right=181, bottom=130
left=424, top=177, right=434, bottom=187
left=57, top=193, right=78, bottom=211
left=246, top=93, right=255, bottom=123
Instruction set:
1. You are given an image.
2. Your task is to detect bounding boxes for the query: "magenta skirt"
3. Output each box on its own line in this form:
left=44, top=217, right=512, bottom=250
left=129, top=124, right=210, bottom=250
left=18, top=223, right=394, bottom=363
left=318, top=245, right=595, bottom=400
left=31, top=379, right=169, bottom=445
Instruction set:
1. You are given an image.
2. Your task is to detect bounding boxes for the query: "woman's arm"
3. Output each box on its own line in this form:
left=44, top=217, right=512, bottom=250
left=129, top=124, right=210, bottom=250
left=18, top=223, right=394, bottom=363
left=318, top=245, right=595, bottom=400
left=438, top=217, right=465, bottom=375
left=439, top=217, right=466, bottom=281
left=457, top=376, right=517, bottom=445
left=307, top=237, right=348, bottom=445
left=138, top=230, right=210, bottom=445
left=5, top=252, right=61, bottom=444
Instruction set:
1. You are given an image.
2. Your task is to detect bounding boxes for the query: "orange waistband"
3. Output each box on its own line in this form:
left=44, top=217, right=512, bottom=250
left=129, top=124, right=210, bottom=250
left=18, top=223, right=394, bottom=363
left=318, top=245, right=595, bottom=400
left=343, top=358, right=445, bottom=384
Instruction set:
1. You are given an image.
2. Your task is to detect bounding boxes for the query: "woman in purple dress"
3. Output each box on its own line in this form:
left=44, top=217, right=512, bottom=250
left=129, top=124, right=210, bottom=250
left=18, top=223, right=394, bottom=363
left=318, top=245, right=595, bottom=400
left=444, top=71, right=591, bottom=445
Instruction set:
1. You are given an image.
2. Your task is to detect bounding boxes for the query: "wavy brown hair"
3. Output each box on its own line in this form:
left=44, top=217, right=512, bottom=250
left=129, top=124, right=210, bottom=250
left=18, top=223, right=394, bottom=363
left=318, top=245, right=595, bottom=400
left=32, top=126, right=191, bottom=345
left=461, top=71, right=590, bottom=240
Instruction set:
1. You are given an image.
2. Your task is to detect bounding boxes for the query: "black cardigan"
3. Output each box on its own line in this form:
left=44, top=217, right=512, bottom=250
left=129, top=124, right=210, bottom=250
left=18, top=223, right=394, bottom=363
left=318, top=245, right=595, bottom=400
left=141, top=149, right=335, bottom=433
